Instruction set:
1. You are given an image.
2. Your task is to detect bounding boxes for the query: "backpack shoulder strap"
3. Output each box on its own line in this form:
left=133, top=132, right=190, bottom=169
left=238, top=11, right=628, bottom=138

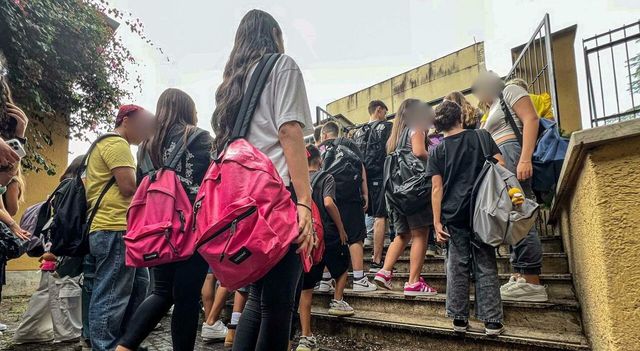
left=311, top=170, right=329, bottom=191
left=475, top=129, right=495, bottom=161
left=230, top=53, right=281, bottom=142
left=166, top=128, right=208, bottom=169
left=82, top=133, right=125, bottom=231
left=499, top=93, right=523, bottom=145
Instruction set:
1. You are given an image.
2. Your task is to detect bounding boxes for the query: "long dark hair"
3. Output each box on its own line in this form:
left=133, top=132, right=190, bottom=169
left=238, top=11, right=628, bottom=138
left=212, top=10, right=282, bottom=151
left=142, top=88, right=197, bottom=167
left=61, top=155, right=85, bottom=181
left=386, top=98, right=421, bottom=154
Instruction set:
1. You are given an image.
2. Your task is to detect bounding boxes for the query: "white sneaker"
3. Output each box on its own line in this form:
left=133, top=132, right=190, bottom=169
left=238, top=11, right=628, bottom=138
left=501, top=277, right=548, bottom=302
left=296, top=335, right=319, bottom=351
left=315, top=279, right=335, bottom=293
left=0, top=322, right=7, bottom=332
left=352, top=277, right=377, bottom=292
left=201, top=320, right=228, bottom=342
left=500, top=275, right=518, bottom=293
left=328, top=299, right=355, bottom=316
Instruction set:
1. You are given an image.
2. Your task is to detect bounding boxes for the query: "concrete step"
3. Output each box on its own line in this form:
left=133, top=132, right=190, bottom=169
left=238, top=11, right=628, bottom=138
left=311, top=309, right=590, bottom=350
left=363, top=235, right=564, bottom=257
left=345, top=272, right=576, bottom=300
left=363, top=252, right=569, bottom=275
left=312, top=290, right=583, bottom=335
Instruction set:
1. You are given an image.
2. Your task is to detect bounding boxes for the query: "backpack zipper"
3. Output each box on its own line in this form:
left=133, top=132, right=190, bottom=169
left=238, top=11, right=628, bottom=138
left=178, top=211, right=185, bottom=232
left=219, top=219, right=237, bottom=262
left=192, top=201, right=202, bottom=231
left=196, top=206, right=257, bottom=248
left=164, top=228, right=178, bottom=255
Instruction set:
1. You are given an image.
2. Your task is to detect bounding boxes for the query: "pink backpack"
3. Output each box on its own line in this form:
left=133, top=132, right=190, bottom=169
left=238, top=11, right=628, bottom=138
left=194, top=54, right=299, bottom=290
left=124, top=130, right=206, bottom=267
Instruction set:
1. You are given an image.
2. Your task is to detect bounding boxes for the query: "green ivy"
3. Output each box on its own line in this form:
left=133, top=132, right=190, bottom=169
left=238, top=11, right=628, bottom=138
left=0, top=0, right=155, bottom=174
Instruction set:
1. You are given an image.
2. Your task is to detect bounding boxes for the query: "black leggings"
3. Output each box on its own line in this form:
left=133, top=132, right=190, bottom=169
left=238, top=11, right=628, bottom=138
left=118, top=253, right=208, bottom=351
left=232, top=245, right=302, bottom=351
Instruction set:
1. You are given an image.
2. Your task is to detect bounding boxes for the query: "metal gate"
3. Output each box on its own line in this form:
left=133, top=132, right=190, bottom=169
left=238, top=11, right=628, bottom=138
left=583, top=21, right=640, bottom=127
left=505, top=13, right=561, bottom=129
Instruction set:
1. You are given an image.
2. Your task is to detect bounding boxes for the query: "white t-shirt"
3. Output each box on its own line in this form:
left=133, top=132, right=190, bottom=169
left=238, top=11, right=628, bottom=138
left=245, top=54, right=313, bottom=185
left=483, top=84, right=529, bottom=143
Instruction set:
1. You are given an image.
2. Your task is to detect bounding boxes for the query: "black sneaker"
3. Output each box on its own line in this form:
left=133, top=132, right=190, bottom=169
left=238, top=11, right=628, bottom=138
left=484, top=322, right=504, bottom=336
left=369, top=261, right=383, bottom=273
left=452, top=319, right=468, bottom=333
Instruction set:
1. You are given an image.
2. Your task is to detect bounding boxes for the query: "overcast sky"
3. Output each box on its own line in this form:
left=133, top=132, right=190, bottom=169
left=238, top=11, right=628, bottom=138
left=69, top=0, right=640, bottom=158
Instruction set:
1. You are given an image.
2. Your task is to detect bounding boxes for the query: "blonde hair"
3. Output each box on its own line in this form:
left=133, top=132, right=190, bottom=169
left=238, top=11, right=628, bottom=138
left=506, top=78, right=529, bottom=92
left=444, top=91, right=479, bottom=129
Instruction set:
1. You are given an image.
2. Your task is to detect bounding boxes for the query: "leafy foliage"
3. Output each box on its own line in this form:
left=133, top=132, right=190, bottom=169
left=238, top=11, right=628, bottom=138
left=0, top=0, right=157, bottom=173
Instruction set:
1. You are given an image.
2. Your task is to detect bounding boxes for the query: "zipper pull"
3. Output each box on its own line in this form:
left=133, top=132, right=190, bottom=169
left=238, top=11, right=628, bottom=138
left=192, top=201, right=201, bottom=231
left=179, top=211, right=185, bottom=232
left=165, top=228, right=178, bottom=254
left=220, top=219, right=238, bottom=262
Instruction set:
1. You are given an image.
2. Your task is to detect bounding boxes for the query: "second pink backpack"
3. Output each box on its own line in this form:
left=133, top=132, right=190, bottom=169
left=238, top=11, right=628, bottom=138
left=194, top=53, right=299, bottom=291
left=125, top=129, right=206, bottom=267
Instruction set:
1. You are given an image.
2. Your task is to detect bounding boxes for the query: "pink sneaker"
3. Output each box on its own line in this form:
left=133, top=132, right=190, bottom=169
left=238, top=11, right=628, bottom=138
left=404, top=277, right=437, bottom=297
left=374, top=270, right=393, bottom=290
left=40, top=260, right=57, bottom=272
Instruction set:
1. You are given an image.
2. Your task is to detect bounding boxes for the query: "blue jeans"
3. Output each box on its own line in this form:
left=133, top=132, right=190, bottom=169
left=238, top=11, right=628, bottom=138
left=87, top=230, right=149, bottom=351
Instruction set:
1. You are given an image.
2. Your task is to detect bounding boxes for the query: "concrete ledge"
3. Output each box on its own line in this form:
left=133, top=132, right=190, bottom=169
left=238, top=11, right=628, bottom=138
left=550, top=118, right=640, bottom=221
left=3, top=270, right=40, bottom=297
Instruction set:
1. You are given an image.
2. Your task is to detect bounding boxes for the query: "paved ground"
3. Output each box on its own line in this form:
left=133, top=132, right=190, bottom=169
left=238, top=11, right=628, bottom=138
left=0, top=296, right=227, bottom=351
left=0, top=296, right=380, bottom=351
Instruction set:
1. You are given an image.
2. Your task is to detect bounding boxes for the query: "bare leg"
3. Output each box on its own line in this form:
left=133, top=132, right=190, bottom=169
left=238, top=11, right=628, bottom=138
left=408, top=227, right=428, bottom=284
left=232, top=290, right=248, bottom=315
left=205, top=286, right=229, bottom=325
left=349, top=241, right=365, bottom=272
left=299, top=289, right=314, bottom=336
left=334, top=272, right=348, bottom=301
left=382, top=233, right=410, bottom=272
left=201, top=273, right=215, bottom=319
left=372, top=217, right=387, bottom=264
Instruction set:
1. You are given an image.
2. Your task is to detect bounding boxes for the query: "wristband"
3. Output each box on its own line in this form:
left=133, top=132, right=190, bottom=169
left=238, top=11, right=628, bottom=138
left=296, top=202, right=312, bottom=213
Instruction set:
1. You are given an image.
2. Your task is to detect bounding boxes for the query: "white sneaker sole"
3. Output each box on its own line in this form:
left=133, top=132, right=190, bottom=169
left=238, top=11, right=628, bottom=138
left=202, top=333, right=227, bottom=342
left=352, top=284, right=377, bottom=292
left=403, top=290, right=437, bottom=297
left=373, top=277, right=392, bottom=290
left=453, top=325, right=468, bottom=333
left=328, top=308, right=355, bottom=317
left=369, top=267, right=381, bottom=273
left=501, top=293, right=548, bottom=302
left=485, top=326, right=505, bottom=336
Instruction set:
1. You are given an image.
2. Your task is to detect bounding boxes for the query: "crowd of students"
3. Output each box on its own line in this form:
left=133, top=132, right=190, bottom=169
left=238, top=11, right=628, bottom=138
left=0, top=8, right=553, bottom=351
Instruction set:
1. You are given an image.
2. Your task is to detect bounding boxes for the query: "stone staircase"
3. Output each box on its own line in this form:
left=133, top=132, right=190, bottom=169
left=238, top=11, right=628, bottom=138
left=309, top=232, right=591, bottom=350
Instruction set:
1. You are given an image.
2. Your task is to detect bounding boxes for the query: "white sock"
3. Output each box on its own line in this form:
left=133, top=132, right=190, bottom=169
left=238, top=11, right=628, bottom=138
left=353, top=270, right=364, bottom=280
left=322, top=272, right=331, bottom=280
left=230, top=312, right=241, bottom=325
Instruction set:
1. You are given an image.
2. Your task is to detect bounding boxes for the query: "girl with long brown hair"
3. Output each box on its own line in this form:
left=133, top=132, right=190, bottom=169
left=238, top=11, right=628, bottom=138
left=374, top=98, right=438, bottom=297
left=212, top=9, right=314, bottom=351
left=117, top=88, right=213, bottom=351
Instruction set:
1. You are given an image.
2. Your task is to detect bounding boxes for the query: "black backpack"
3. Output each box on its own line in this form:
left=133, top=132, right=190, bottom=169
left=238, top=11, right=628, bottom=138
left=383, top=128, right=431, bottom=216
left=39, top=134, right=123, bottom=257
left=321, top=138, right=363, bottom=203
left=352, top=121, right=392, bottom=177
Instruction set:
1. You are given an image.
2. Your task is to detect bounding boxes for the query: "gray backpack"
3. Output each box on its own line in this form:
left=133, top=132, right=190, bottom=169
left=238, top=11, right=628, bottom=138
left=470, top=130, right=539, bottom=247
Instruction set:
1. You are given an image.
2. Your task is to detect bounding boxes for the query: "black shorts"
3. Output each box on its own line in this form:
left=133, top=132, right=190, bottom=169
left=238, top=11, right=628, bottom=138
left=338, top=201, right=367, bottom=244
left=367, top=179, right=387, bottom=218
left=302, top=243, right=350, bottom=290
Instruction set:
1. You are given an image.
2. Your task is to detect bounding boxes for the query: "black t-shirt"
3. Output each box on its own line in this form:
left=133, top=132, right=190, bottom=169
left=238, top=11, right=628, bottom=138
left=310, top=170, right=340, bottom=245
left=426, top=129, right=500, bottom=224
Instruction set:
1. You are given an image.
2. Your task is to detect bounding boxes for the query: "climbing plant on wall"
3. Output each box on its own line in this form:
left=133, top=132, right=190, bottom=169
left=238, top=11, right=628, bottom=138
left=0, top=0, right=160, bottom=173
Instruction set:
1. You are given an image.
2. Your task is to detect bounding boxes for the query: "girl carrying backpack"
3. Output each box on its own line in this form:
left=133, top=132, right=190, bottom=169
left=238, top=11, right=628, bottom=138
left=207, top=10, right=314, bottom=351
left=117, top=88, right=213, bottom=351
left=374, top=98, right=438, bottom=297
